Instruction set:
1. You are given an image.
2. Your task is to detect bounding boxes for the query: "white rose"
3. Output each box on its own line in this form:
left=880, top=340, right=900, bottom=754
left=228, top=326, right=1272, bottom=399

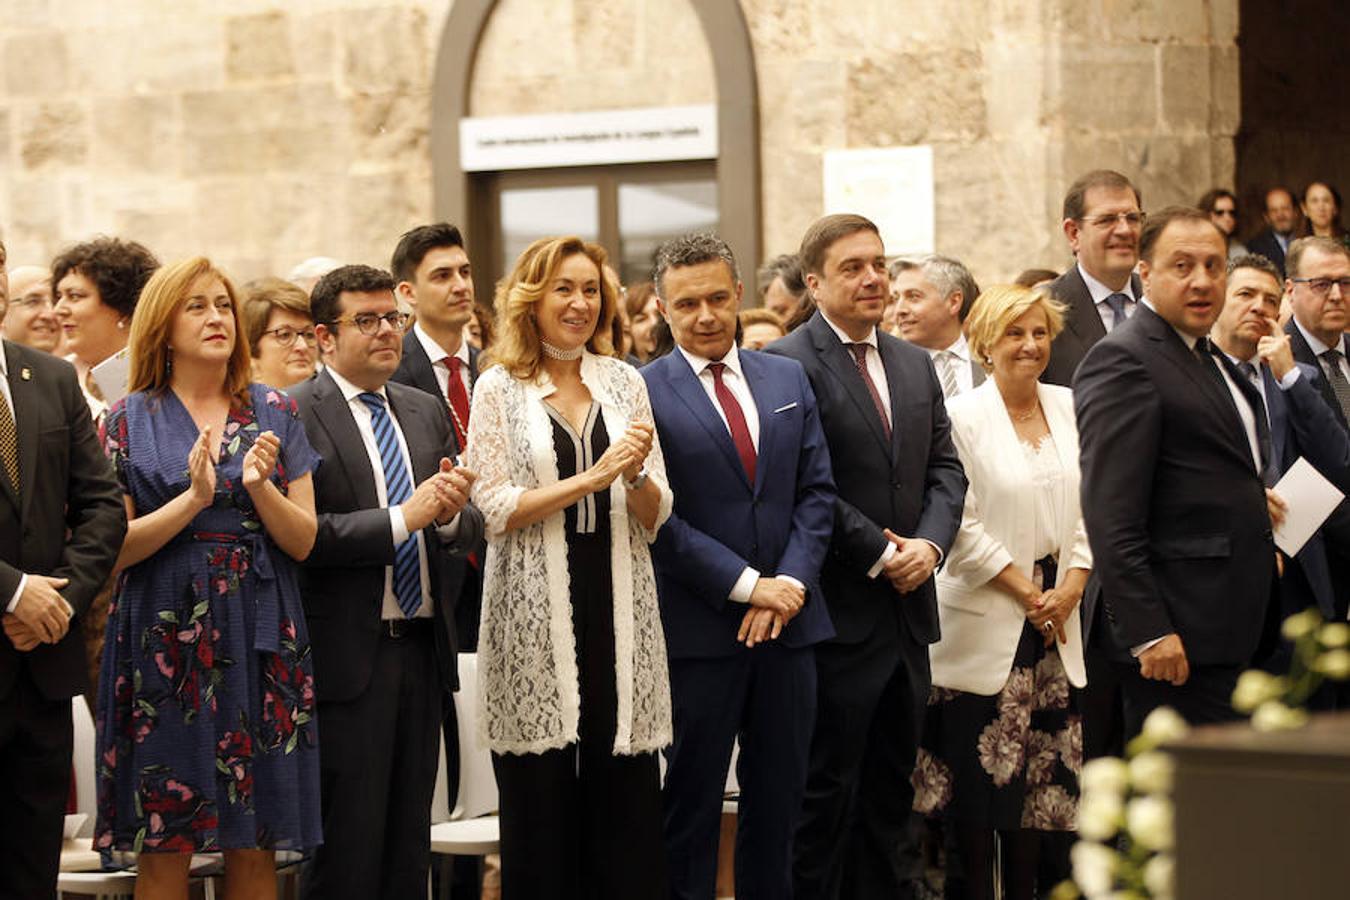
left=1140, top=707, right=1188, bottom=745
left=1125, top=795, right=1173, bottom=851
left=1318, top=622, right=1350, bottom=649
left=1078, top=792, right=1124, bottom=841
left=1231, top=669, right=1285, bottom=712
left=1070, top=840, right=1119, bottom=898
left=1144, top=853, right=1176, bottom=898
left=1128, top=751, right=1174, bottom=796
left=1281, top=608, right=1322, bottom=641
left=1080, top=757, right=1129, bottom=799
left=1250, top=700, right=1309, bottom=732
left=1314, top=648, right=1350, bottom=680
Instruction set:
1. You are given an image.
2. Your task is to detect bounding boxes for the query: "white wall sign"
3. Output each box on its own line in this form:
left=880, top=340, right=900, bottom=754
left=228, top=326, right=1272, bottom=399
left=460, top=105, right=718, bottom=172
left=823, top=146, right=935, bottom=257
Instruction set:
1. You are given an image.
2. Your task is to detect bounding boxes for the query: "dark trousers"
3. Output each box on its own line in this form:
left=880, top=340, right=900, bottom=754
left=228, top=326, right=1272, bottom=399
left=794, top=611, right=930, bottom=900
left=303, top=624, right=443, bottom=900
left=1116, top=662, right=1244, bottom=738
left=1081, top=616, right=1125, bottom=761
left=0, top=666, right=73, bottom=900
left=663, top=644, right=816, bottom=900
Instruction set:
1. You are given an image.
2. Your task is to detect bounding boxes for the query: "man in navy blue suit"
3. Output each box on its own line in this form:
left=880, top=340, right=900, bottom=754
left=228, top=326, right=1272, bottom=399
left=644, top=233, right=836, bottom=900
left=1211, top=253, right=1350, bottom=679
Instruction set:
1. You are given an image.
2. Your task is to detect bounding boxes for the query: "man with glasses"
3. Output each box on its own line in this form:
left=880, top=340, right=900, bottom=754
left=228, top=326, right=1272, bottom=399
left=291, top=265, right=483, bottom=900
left=0, top=267, right=60, bottom=354
left=1249, top=187, right=1303, bottom=279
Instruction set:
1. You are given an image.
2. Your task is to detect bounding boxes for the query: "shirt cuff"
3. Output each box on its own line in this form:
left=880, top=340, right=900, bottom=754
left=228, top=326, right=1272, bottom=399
left=435, top=513, right=461, bottom=540
left=1276, top=367, right=1301, bottom=390
left=390, top=506, right=410, bottom=545
left=868, top=541, right=896, bottom=579
left=729, top=566, right=760, bottom=604
left=1131, top=635, right=1168, bottom=657
left=5, top=574, right=26, bottom=615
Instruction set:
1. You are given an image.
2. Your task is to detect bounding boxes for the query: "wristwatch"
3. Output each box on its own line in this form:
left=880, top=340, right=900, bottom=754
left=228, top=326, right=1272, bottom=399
left=624, top=465, right=649, bottom=490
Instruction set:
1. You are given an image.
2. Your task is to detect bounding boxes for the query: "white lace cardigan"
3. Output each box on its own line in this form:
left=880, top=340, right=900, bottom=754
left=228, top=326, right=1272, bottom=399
left=464, top=352, right=674, bottom=756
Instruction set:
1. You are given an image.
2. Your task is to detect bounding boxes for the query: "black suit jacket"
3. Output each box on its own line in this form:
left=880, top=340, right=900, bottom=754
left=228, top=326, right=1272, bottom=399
left=766, top=312, right=966, bottom=645
left=1042, top=266, right=1143, bottom=387
left=1247, top=230, right=1289, bottom=278
left=390, top=329, right=478, bottom=451
left=290, top=370, right=483, bottom=705
left=0, top=343, right=125, bottom=700
left=1074, top=305, right=1276, bottom=665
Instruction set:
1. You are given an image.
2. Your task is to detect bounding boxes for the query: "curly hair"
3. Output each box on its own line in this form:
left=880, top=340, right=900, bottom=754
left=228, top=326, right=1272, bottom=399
left=51, top=236, right=160, bottom=319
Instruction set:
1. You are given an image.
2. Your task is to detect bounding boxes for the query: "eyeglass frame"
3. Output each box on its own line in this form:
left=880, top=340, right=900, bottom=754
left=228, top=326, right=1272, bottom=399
left=260, top=324, right=319, bottom=346
left=1290, top=277, right=1350, bottom=296
left=327, top=310, right=410, bottom=335
left=1078, top=211, right=1147, bottom=230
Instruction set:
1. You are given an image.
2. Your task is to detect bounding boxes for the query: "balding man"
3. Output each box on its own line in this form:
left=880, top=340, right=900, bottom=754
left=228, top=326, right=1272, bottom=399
left=2, top=268, right=60, bottom=354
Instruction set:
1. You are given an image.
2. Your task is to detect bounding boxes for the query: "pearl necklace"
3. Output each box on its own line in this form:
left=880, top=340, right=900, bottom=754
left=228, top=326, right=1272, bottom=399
left=540, top=340, right=583, bottom=361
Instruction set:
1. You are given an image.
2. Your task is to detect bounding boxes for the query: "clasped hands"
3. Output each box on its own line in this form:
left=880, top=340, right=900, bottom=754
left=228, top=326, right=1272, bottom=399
left=738, top=576, right=806, bottom=647
left=1020, top=585, right=1078, bottom=648
left=586, top=422, right=654, bottom=493
left=2, top=574, right=73, bottom=651
left=405, top=459, right=478, bottom=531
left=881, top=528, right=938, bottom=595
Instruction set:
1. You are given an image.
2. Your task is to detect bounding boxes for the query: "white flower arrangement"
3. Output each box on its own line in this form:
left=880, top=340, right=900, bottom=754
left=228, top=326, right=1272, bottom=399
left=1233, top=610, right=1350, bottom=731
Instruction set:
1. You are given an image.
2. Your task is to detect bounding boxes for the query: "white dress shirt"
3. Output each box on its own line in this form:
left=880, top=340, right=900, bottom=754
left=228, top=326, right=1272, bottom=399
left=817, top=311, right=943, bottom=578
left=674, top=344, right=802, bottom=604
left=327, top=367, right=458, bottom=620
left=413, top=322, right=472, bottom=407
left=1079, top=262, right=1138, bottom=334
left=927, top=333, right=975, bottom=396
left=1293, top=317, right=1350, bottom=385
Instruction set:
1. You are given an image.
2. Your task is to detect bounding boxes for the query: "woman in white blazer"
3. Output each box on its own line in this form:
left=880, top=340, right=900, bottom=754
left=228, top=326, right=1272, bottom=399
left=911, top=284, right=1091, bottom=900
left=466, top=237, right=674, bottom=899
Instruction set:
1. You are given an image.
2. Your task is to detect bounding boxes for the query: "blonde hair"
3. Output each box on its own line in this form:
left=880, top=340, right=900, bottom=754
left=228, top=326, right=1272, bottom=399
left=484, top=237, right=619, bottom=381
left=965, top=284, right=1066, bottom=372
left=127, top=257, right=252, bottom=407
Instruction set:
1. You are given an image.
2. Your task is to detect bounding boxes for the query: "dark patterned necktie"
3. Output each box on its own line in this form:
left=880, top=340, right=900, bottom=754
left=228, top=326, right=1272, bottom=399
left=1321, top=349, right=1350, bottom=424
left=847, top=343, right=892, bottom=443
left=0, top=393, right=17, bottom=490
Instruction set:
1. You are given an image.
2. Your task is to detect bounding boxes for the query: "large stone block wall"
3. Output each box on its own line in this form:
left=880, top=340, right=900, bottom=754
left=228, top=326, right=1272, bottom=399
left=0, top=0, right=1239, bottom=288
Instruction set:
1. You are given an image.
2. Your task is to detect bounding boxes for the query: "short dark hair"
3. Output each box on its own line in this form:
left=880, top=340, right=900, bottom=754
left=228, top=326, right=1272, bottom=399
left=1063, top=170, right=1141, bottom=221
left=1138, top=206, right=1221, bottom=264
left=756, top=253, right=806, bottom=299
left=652, top=232, right=739, bottom=298
left=1197, top=188, right=1237, bottom=214
left=390, top=222, right=465, bottom=285
left=310, top=264, right=396, bottom=325
left=1227, top=253, right=1281, bottom=282
left=51, top=236, right=160, bottom=318
left=798, top=214, right=879, bottom=276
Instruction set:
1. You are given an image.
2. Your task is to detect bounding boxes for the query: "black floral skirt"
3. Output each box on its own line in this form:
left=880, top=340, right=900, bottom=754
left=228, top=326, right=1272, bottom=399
left=912, top=621, right=1081, bottom=831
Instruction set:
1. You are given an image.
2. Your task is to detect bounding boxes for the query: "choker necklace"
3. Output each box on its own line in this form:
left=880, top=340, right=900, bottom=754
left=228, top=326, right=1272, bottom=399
left=1008, top=402, right=1041, bottom=423
left=540, top=340, right=583, bottom=361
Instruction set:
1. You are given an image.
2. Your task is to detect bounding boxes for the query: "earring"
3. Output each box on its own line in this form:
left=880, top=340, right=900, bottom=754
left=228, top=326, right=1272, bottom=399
left=117, top=319, right=127, bottom=330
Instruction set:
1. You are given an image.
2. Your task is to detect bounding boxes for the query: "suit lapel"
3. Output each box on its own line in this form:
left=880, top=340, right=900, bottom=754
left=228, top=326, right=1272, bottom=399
left=1063, top=267, right=1107, bottom=345
left=0, top=352, right=25, bottom=513
left=387, top=386, right=435, bottom=481
left=878, top=336, right=906, bottom=466
left=1261, top=367, right=1289, bottom=473
left=807, top=314, right=891, bottom=457
left=663, top=355, right=751, bottom=490
left=970, top=359, right=987, bottom=388
left=740, top=352, right=776, bottom=495
left=402, top=331, right=451, bottom=417
left=312, top=371, right=380, bottom=510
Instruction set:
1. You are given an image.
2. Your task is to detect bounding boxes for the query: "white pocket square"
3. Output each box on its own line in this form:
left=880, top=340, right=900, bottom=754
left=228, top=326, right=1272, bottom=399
left=773, top=402, right=798, bottom=413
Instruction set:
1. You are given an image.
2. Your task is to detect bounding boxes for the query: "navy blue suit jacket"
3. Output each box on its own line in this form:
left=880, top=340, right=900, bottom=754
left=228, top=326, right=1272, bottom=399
left=1265, top=362, right=1350, bottom=619
left=646, top=348, right=837, bottom=658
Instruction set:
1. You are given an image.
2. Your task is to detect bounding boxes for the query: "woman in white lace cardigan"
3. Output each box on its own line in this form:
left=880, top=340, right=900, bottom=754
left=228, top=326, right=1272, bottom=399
left=465, top=236, right=674, bottom=899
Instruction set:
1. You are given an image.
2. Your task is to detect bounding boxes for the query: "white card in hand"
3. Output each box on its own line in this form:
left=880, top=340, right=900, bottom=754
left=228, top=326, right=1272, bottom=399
left=91, top=345, right=132, bottom=406
left=1272, top=457, right=1345, bottom=557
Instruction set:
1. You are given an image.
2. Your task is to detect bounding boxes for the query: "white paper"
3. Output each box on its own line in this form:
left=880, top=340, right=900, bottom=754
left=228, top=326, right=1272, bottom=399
left=823, top=146, right=934, bottom=257
left=90, top=346, right=131, bottom=407
left=1272, top=457, right=1345, bottom=556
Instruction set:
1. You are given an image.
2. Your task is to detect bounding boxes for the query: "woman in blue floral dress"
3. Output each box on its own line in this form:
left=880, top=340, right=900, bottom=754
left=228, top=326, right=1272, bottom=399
left=94, top=258, right=322, bottom=897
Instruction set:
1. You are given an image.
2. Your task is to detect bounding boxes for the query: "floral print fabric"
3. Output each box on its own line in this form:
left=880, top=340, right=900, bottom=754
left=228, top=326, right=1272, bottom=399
left=913, top=623, right=1081, bottom=831
left=94, top=385, right=322, bottom=857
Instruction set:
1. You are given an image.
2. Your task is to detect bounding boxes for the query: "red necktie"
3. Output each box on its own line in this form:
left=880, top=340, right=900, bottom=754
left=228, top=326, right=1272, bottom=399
left=707, top=362, right=756, bottom=484
left=848, top=343, right=892, bottom=443
left=444, top=356, right=471, bottom=449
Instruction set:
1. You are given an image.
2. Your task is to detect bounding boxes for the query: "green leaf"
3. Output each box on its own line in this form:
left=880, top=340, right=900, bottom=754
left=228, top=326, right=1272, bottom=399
left=191, top=600, right=210, bottom=621
left=285, top=731, right=298, bottom=754
left=134, top=827, right=146, bottom=853
left=157, top=610, right=178, bottom=623
left=216, top=759, right=230, bottom=774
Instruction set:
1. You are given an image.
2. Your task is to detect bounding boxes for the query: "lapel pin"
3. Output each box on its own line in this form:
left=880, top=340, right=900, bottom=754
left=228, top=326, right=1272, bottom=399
left=20, top=368, right=31, bottom=381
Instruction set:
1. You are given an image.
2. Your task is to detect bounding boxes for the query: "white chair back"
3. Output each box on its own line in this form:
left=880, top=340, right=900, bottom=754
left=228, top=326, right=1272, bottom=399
left=71, top=697, right=97, bottom=837
left=430, top=654, right=499, bottom=825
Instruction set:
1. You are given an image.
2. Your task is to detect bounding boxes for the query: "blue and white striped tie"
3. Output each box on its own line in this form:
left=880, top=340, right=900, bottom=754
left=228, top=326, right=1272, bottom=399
left=358, top=392, right=423, bottom=618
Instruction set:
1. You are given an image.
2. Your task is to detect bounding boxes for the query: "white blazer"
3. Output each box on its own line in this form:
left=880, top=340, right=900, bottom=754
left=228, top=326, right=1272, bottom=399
left=929, top=380, right=1091, bottom=695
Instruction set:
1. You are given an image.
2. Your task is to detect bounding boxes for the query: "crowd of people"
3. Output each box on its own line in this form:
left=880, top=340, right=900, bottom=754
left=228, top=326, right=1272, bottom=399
left=1, top=167, right=1348, bottom=900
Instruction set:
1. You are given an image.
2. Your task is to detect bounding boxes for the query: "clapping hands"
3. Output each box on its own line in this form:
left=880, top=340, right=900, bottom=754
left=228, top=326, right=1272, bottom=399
left=404, top=458, right=477, bottom=531
left=588, top=422, right=654, bottom=492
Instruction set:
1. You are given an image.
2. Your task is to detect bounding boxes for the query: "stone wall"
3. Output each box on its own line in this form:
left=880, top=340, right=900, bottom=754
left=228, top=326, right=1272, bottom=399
left=0, top=0, right=1241, bottom=289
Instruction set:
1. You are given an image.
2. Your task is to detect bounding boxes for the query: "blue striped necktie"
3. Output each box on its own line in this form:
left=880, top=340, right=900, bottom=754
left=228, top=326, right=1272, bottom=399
left=358, top=392, right=423, bottom=618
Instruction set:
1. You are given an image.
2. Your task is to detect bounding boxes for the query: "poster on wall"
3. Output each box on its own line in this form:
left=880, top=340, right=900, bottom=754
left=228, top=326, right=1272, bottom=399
left=823, top=146, right=935, bottom=257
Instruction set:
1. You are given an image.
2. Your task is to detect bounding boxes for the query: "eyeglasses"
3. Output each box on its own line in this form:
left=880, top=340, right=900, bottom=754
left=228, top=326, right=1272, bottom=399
left=9, top=295, right=55, bottom=311
left=331, top=311, right=409, bottom=335
left=262, top=325, right=318, bottom=346
left=1081, top=212, right=1145, bottom=229
left=1291, top=277, right=1350, bottom=296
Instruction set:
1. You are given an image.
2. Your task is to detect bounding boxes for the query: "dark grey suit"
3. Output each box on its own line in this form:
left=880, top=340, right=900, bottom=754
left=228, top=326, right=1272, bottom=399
left=1042, top=265, right=1143, bottom=387
left=0, top=342, right=125, bottom=898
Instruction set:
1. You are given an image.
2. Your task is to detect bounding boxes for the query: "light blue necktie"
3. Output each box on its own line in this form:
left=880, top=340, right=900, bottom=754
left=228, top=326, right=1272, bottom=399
left=358, top=392, right=423, bottom=618
left=1104, top=293, right=1130, bottom=330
